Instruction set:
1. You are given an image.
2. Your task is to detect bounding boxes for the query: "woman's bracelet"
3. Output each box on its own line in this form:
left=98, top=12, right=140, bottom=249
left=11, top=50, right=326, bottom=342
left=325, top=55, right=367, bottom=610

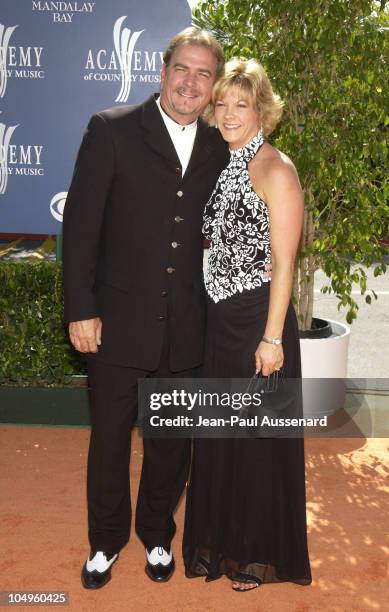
left=262, top=336, right=282, bottom=345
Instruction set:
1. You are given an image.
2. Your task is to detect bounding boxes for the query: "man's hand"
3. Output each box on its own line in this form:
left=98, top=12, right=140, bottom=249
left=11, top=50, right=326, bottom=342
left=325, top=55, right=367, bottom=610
left=69, top=318, right=102, bottom=353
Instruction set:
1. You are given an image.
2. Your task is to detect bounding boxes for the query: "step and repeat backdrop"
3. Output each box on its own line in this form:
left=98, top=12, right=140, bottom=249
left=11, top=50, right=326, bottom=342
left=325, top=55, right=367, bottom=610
left=0, top=0, right=192, bottom=234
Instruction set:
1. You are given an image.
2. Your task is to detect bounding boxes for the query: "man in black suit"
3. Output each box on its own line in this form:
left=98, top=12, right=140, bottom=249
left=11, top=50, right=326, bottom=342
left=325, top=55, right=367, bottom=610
left=62, top=27, right=227, bottom=588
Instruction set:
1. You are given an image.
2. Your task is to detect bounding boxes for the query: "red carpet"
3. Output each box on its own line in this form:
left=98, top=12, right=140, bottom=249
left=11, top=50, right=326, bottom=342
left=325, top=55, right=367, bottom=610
left=0, top=426, right=387, bottom=611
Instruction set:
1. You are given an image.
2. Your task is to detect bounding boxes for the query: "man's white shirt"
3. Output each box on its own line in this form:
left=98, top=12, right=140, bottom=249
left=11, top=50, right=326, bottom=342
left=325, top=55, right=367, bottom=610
left=156, top=96, right=197, bottom=176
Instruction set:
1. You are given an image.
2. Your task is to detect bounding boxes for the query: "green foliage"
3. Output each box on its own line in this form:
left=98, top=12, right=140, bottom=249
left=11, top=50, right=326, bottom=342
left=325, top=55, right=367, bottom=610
left=0, top=262, right=86, bottom=386
left=194, top=0, right=389, bottom=328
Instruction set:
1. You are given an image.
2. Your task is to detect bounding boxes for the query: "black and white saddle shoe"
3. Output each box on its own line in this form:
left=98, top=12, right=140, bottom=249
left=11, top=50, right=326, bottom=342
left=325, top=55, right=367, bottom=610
left=81, top=551, right=119, bottom=589
left=145, top=546, right=175, bottom=582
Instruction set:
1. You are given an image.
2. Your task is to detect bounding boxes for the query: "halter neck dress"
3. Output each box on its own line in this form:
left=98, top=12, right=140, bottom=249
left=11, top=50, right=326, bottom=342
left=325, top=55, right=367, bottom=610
left=183, top=132, right=312, bottom=586
left=203, top=129, right=271, bottom=303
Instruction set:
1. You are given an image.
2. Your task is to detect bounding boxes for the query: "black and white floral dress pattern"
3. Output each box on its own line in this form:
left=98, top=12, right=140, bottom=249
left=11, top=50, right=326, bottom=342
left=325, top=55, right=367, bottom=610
left=203, top=130, right=271, bottom=303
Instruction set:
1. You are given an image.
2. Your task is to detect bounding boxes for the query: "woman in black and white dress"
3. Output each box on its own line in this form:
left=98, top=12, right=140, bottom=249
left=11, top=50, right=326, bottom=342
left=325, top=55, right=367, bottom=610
left=183, top=59, right=312, bottom=592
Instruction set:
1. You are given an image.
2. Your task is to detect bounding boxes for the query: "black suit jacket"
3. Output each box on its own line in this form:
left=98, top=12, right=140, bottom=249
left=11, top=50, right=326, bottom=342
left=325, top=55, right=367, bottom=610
left=63, top=94, right=228, bottom=370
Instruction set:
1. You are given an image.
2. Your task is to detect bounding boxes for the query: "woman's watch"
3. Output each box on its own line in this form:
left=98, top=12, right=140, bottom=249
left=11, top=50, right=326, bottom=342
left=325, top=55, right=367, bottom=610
left=262, top=336, right=282, bottom=345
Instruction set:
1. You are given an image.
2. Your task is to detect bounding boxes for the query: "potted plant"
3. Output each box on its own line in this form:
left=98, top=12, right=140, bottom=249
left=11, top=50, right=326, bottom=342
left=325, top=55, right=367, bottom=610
left=193, top=0, right=388, bottom=414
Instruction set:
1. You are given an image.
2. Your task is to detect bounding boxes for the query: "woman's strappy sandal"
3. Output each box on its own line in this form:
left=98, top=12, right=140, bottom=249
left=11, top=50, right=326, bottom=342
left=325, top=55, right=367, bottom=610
left=231, top=572, right=262, bottom=592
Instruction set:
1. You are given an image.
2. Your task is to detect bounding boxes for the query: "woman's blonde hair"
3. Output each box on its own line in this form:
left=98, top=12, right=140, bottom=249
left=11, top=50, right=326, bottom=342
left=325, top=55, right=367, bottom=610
left=207, top=58, right=284, bottom=136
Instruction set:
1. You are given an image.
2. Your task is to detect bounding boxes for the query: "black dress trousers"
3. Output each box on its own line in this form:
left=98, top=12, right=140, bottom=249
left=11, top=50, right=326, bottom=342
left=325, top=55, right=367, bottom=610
left=86, top=325, right=192, bottom=555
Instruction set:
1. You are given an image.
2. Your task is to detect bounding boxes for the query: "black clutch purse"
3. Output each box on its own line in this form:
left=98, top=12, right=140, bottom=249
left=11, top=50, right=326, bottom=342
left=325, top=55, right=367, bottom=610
left=239, top=369, right=303, bottom=438
left=239, top=369, right=284, bottom=418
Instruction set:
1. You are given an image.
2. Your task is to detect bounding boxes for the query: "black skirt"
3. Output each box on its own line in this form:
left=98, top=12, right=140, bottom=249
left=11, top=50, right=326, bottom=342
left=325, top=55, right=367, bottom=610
left=183, top=284, right=312, bottom=585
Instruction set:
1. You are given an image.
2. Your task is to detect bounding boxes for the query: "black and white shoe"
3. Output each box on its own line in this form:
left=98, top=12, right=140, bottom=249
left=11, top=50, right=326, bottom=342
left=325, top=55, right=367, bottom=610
left=81, top=551, right=118, bottom=589
left=145, top=546, right=175, bottom=582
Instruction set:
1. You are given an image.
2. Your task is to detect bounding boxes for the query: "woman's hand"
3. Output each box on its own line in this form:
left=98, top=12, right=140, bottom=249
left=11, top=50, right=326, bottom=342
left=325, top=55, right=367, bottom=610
left=255, top=341, right=284, bottom=376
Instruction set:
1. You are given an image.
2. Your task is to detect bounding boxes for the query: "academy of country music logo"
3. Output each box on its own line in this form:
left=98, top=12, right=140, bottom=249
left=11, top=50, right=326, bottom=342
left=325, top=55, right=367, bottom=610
left=50, top=191, right=67, bottom=221
left=0, top=23, right=44, bottom=98
left=84, top=16, right=163, bottom=102
left=32, top=2, right=96, bottom=23
left=0, top=120, right=44, bottom=195
left=0, top=120, right=17, bottom=195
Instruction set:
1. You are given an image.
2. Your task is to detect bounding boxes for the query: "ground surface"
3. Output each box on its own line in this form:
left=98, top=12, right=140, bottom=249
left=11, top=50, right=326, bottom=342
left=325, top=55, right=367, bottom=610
left=1, top=426, right=388, bottom=612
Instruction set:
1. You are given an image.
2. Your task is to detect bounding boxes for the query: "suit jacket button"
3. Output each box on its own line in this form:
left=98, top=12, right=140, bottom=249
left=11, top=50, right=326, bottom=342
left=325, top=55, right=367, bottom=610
left=175, top=216, right=184, bottom=223
left=175, top=167, right=181, bottom=174
left=171, top=241, right=180, bottom=248
left=177, top=190, right=183, bottom=197
left=157, top=315, right=165, bottom=321
left=161, top=290, right=168, bottom=297
left=167, top=267, right=175, bottom=274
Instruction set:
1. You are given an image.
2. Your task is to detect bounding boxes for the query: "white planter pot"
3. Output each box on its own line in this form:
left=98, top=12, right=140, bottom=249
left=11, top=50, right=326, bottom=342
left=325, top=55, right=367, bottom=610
left=300, top=319, right=351, bottom=417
